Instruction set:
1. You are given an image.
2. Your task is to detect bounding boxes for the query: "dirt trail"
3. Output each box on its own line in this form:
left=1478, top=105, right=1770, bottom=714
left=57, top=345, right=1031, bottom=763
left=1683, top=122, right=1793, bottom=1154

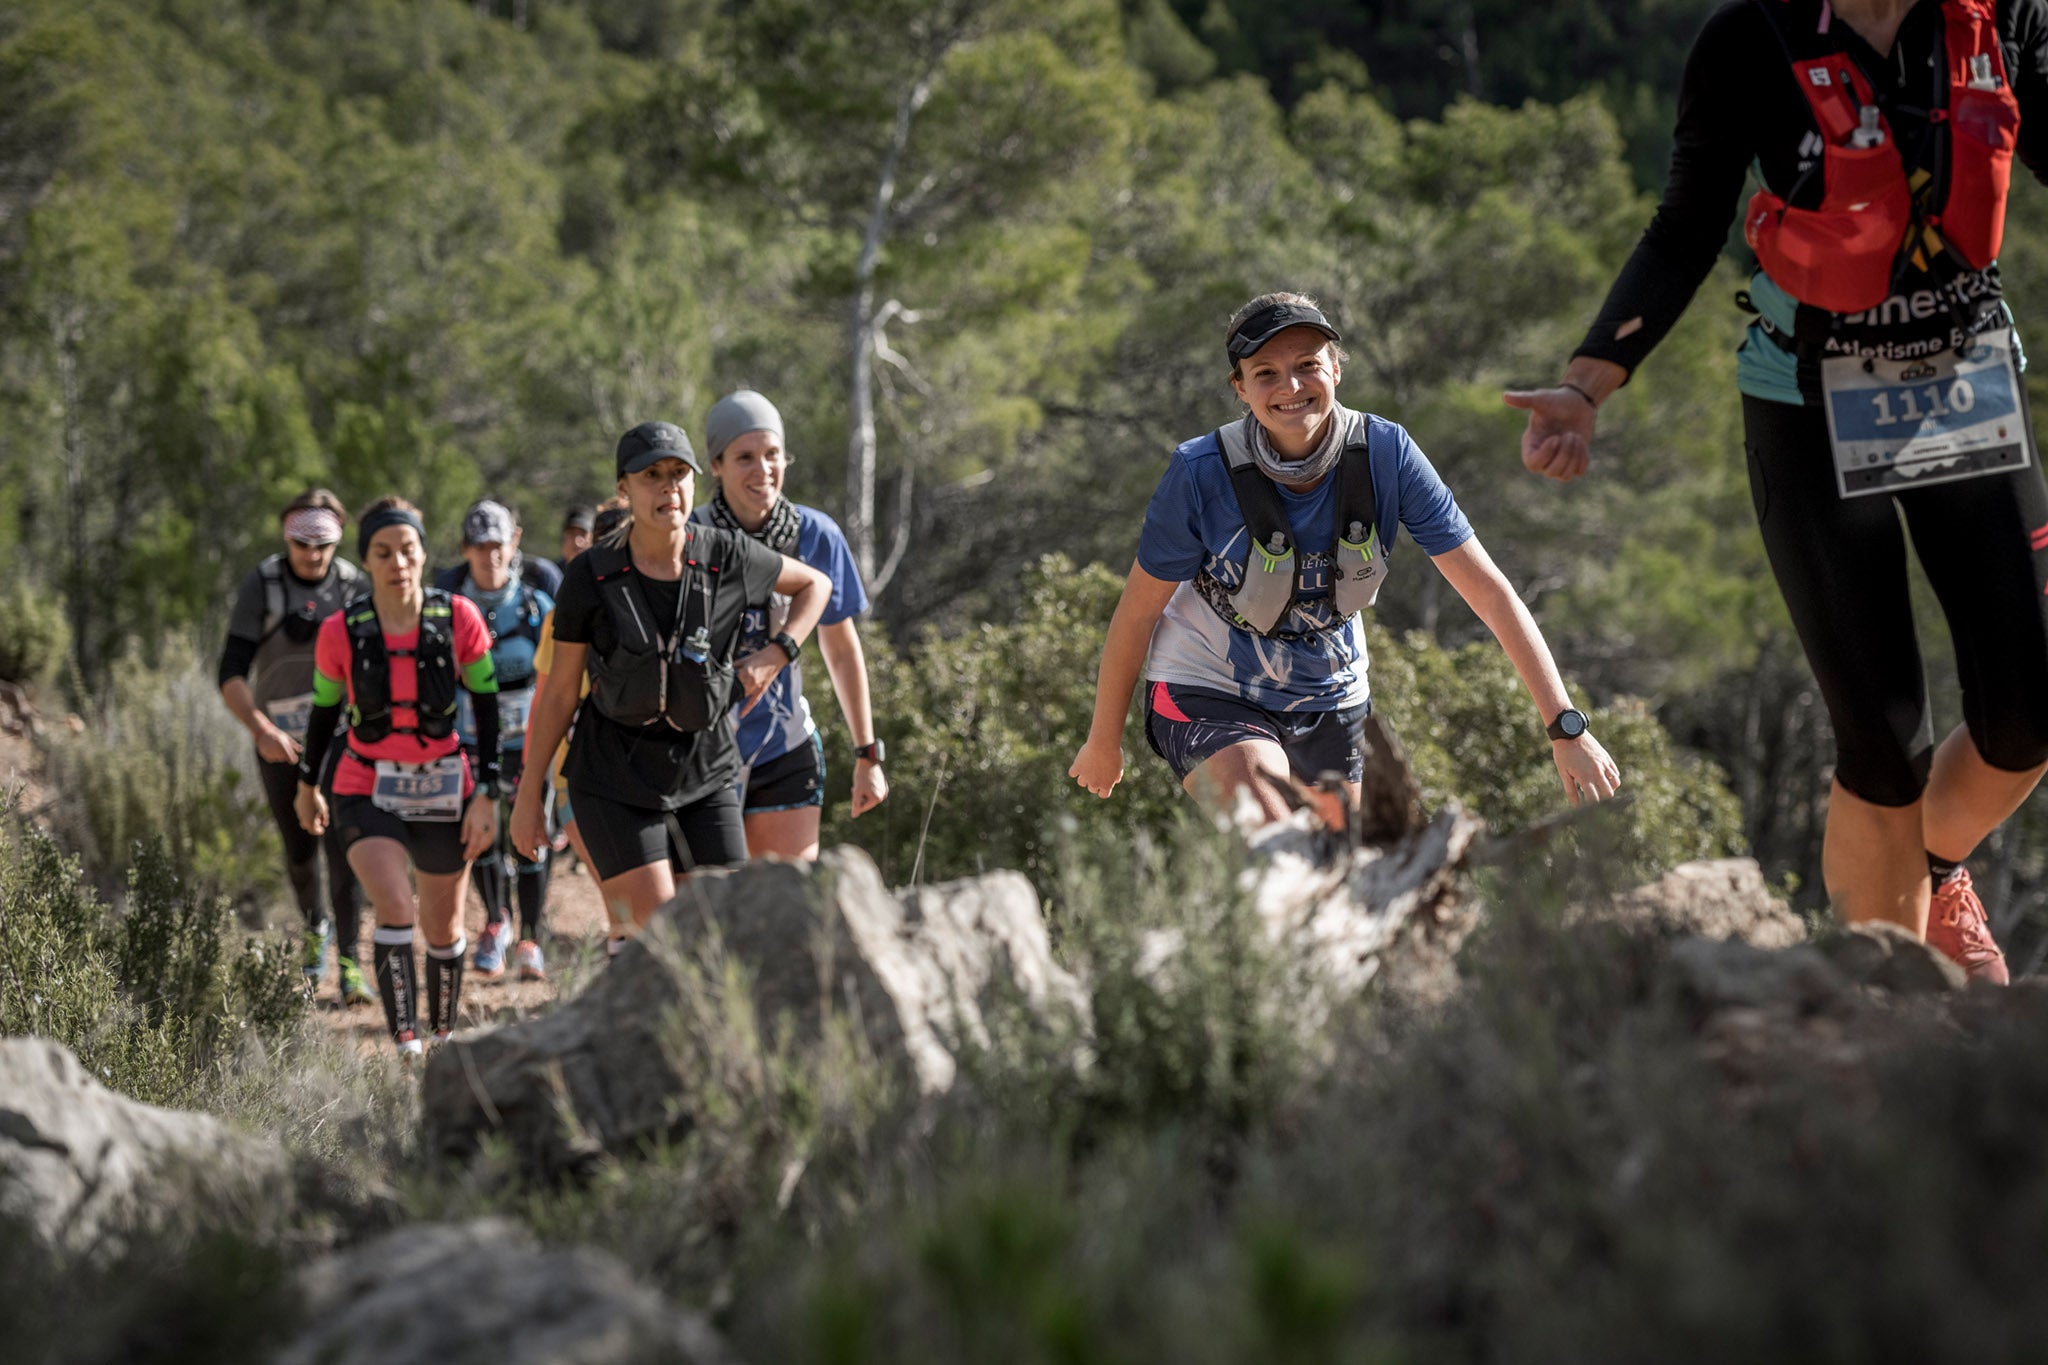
left=315, top=849, right=613, bottom=1054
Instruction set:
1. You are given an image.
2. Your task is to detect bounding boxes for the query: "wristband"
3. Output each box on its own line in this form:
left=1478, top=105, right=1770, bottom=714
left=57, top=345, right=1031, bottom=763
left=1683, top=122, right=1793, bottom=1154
left=854, top=739, right=886, bottom=764
left=1559, top=380, right=1599, bottom=410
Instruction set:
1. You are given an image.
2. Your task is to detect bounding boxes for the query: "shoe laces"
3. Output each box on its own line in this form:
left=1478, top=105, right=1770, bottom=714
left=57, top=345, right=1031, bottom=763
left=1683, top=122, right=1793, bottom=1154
left=1933, top=871, right=1997, bottom=953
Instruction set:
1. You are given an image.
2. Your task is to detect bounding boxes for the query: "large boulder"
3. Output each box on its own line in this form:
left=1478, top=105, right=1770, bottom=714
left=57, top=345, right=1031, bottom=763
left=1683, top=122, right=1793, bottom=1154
left=0, top=1037, right=292, bottom=1256
left=277, top=1217, right=731, bottom=1365
left=423, top=848, right=1087, bottom=1176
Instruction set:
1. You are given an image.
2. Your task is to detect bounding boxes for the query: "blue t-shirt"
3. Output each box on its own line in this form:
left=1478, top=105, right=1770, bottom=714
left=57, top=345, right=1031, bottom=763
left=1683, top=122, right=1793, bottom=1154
left=1137, top=409, right=1473, bottom=712
left=688, top=504, right=869, bottom=768
left=455, top=579, right=554, bottom=751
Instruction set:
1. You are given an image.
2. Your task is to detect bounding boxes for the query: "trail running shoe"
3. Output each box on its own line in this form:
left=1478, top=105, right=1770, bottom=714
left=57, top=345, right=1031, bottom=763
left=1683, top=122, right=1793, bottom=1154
left=338, top=957, right=377, bottom=1007
left=301, top=918, right=332, bottom=989
left=431, top=1028, right=453, bottom=1046
left=473, top=919, right=510, bottom=978
left=396, top=1033, right=424, bottom=1062
left=514, top=939, right=545, bottom=982
left=1926, top=868, right=2011, bottom=985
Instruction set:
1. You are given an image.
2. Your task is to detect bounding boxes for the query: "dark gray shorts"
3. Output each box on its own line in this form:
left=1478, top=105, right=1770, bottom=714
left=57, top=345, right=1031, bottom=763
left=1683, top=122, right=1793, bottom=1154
left=1143, top=681, right=1369, bottom=785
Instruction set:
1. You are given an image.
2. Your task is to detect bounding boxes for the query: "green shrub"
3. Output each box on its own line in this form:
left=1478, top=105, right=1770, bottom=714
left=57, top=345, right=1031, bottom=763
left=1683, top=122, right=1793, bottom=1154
left=36, top=638, right=282, bottom=908
left=0, top=573, right=70, bottom=684
left=0, top=800, right=305, bottom=1106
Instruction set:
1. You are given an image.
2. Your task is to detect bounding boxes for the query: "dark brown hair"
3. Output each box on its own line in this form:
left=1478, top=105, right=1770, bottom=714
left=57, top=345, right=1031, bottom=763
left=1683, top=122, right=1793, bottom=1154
left=281, top=487, right=348, bottom=522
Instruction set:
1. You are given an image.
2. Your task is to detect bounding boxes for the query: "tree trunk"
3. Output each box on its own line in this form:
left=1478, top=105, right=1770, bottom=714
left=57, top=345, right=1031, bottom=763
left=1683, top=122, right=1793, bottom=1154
left=845, top=71, right=933, bottom=589
left=54, top=309, right=89, bottom=686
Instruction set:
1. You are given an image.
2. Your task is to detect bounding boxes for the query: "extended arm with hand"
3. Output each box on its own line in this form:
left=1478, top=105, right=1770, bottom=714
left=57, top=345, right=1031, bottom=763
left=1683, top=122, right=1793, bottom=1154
left=1430, top=538, right=1622, bottom=805
left=1501, top=356, right=1628, bottom=482
left=736, top=558, right=830, bottom=715
left=291, top=674, right=347, bottom=835
left=818, top=618, right=888, bottom=816
left=510, top=639, right=586, bottom=861
left=219, top=635, right=300, bottom=765
left=1069, top=561, right=1181, bottom=798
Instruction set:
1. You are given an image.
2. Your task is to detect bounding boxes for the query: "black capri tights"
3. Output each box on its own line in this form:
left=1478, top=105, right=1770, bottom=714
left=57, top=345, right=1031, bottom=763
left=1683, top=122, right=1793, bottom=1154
left=1744, top=393, right=2048, bottom=806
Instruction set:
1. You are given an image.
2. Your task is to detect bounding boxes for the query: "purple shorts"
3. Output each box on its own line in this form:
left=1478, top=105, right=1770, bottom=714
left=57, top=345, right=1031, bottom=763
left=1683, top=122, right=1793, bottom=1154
left=1143, top=681, right=1369, bottom=785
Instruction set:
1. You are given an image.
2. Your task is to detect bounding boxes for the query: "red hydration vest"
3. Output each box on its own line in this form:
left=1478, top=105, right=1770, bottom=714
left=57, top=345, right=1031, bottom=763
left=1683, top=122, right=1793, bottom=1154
left=1744, top=0, right=2020, bottom=316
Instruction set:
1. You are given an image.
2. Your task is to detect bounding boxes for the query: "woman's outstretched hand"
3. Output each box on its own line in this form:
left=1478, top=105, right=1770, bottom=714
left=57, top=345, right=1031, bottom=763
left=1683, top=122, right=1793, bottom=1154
left=1503, top=385, right=1598, bottom=482
left=1553, top=733, right=1623, bottom=807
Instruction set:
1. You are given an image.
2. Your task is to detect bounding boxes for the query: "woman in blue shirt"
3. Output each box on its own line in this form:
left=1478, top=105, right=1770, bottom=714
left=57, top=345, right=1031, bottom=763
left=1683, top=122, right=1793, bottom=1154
left=1071, top=292, right=1619, bottom=822
left=694, top=390, right=889, bottom=859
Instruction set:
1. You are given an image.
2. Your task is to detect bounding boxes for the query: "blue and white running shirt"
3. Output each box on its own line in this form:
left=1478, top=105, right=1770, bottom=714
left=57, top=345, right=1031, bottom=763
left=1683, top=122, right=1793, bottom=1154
left=1137, top=408, right=1474, bottom=712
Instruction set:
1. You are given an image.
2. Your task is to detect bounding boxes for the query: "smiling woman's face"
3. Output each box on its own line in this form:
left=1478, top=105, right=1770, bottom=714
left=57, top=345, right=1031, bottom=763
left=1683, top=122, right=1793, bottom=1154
left=1230, top=326, right=1342, bottom=458
left=712, top=429, right=788, bottom=525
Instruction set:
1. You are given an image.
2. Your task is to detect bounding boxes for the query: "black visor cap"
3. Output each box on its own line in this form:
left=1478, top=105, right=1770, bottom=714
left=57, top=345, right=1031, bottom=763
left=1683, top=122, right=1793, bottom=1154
left=615, top=420, right=702, bottom=478
left=1226, top=302, right=1342, bottom=363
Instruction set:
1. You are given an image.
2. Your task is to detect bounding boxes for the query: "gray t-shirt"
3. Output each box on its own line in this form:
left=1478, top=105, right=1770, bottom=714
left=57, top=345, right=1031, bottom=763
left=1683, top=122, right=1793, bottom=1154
left=225, top=555, right=363, bottom=711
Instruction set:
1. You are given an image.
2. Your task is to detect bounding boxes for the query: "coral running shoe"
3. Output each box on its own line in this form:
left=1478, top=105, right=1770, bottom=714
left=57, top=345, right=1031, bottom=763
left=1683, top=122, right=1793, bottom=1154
left=473, top=919, right=510, bottom=978
left=513, top=939, right=545, bottom=982
left=1926, top=868, right=2011, bottom=985
left=338, top=957, right=377, bottom=1007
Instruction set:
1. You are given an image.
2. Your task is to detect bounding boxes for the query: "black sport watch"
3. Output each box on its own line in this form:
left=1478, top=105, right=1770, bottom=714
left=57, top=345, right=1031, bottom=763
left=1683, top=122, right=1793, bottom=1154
left=770, top=631, right=803, bottom=664
left=854, top=739, right=886, bottom=764
left=1546, top=708, right=1590, bottom=741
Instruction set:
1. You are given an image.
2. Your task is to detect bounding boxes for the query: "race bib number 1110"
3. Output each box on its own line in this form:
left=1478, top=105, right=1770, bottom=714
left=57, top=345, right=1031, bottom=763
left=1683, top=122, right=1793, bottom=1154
left=1822, top=330, right=2035, bottom=498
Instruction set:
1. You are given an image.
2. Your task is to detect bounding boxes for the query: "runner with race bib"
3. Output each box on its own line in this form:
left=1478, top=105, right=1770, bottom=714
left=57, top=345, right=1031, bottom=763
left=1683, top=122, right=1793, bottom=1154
left=1508, top=0, right=2048, bottom=981
left=294, top=496, right=503, bottom=1057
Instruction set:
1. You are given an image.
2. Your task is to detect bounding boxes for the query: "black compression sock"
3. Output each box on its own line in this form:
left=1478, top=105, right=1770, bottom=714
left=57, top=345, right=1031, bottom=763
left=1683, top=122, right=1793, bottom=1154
left=1929, top=851, right=1964, bottom=887
left=372, top=926, right=419, bottom=1043
left=426, top=936, right=467, bottom=1037
left=472, top=853, right=509, bottom=933
left=516, top=854, right=550, bottom=944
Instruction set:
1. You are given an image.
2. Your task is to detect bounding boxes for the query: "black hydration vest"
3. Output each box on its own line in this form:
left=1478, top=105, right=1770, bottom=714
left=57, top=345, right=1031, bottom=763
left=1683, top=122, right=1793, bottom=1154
left=583, top=537, right=733, bottom=734
left=344, top=589, right=460, bottom=745
left=1202, top=412, right=1384, bottom=638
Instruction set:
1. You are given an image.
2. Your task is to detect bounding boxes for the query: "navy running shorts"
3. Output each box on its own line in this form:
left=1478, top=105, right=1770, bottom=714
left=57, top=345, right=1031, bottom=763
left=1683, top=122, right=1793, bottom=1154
left=741, top=734, right=825, bottom=813
left=1143, top=680, right=1370, bottom=785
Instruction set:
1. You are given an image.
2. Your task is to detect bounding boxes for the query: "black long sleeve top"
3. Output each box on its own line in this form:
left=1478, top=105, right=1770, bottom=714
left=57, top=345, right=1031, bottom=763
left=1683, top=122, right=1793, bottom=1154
left=1575, top=0, right=2048, bottom=384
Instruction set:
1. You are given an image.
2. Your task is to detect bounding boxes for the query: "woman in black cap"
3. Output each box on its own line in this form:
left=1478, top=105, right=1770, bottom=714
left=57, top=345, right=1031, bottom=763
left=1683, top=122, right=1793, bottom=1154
left=1071, top=291, right=1619, bottom=822
left=510, top=422, right=830, bottom=949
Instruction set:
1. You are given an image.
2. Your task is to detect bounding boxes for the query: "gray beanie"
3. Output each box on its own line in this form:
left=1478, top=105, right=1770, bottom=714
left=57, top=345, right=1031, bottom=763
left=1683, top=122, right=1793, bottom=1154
left=704, top=389, right=785, bottom=462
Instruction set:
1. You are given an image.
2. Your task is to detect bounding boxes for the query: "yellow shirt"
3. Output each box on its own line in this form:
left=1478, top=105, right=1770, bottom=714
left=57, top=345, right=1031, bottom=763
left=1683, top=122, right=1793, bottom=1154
left=533, top=610, right=590, bottom=794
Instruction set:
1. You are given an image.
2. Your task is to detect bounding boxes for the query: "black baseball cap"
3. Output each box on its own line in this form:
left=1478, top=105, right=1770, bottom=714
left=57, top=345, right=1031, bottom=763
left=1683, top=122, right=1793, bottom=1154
left=562, top=503, right=596, bottom=532
left=615, top=421, right=701, bottom=478
left=1226, top=301, right=1342, bottom=363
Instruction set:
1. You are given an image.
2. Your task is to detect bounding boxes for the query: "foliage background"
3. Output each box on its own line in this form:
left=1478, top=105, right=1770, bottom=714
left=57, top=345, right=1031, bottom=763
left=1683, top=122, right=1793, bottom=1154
left=7, top=0, right=2048, bottom=954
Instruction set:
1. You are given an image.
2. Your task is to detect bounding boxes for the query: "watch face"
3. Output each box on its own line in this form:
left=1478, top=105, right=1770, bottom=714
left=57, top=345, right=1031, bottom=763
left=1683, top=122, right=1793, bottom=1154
left=1559, top=710, right=1588, bottom=738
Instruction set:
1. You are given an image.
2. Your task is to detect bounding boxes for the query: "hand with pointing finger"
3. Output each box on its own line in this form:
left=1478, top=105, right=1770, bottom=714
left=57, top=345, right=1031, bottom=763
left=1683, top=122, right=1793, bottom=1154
left=1503, top=384, right=1598, bottom=482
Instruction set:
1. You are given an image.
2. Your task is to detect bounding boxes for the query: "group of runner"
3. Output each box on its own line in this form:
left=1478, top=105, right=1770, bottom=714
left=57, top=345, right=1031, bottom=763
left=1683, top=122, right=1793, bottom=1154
left=225, top=0, right=2048, bottom=1054
left=220, top=393, right=885, bottom=1056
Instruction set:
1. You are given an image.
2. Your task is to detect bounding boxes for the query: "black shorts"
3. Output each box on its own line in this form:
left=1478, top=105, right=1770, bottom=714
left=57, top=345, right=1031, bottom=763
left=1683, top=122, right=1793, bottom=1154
left=1744, top=393, right=2048, bottom=805
left=332, top=793, right=469, bottom=876
left=1144, top=680, right=1369, bottom=785
left=567, top=784, right=747, bottom=882
left=742, top=735, right=825, bottom=813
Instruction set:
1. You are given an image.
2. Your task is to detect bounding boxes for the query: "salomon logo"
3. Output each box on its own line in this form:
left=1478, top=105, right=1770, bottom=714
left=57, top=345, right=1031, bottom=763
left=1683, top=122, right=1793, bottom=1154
left=1809, top=67, right=1833, bottom=87
left=1799, top=131, right=1825, bottom=159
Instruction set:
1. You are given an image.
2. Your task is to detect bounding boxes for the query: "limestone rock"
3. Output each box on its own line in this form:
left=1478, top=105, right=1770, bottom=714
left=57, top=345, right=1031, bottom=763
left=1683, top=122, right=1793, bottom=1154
left=0, top=1037, right=291, bottom=1256
left=423, top=848, right=1086, bottom=1175
left=1815, top=921, right=1968, bottom=995
left=1583, top=858, right=1807, bottom=948
left=278, top=1217, right=731, bottom=1365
